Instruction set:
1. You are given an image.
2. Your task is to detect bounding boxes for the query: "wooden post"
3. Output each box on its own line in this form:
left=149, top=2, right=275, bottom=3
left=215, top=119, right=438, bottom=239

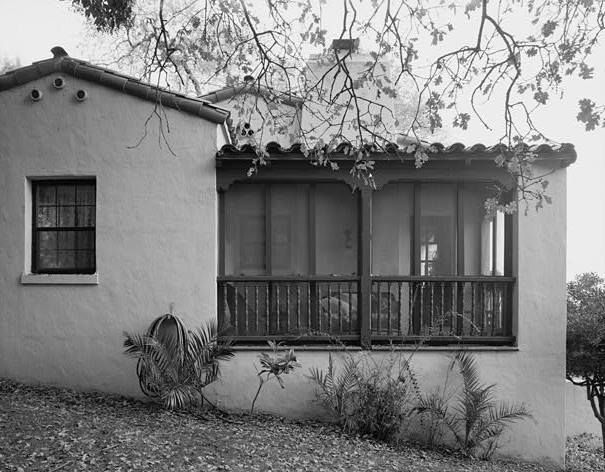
left=360, top=187, right=372, bottom=348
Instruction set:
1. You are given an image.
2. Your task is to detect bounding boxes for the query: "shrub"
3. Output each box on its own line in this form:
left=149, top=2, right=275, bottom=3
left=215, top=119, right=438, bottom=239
left=123, top=313, right=234, bottom=410
left=308, top=350, right=419, bottom=443
left=416, top=351, right=532, bottom=459
left=567, top=273, right=605, bottom=457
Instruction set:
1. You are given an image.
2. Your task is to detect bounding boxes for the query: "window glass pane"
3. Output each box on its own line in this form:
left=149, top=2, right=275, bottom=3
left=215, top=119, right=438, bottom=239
left=76, top=231, right=95, bottom=250
left=420, top=184, right=456, bottom=275
left=37, top=207, right=56, bottom=227
left=76, top=184, right=95, bottom=204
left=75, top=251, right=94, bottom=269
left=372, top=183, right=413, bottom=275
left=76, top=206, right=95, bottom=227
left=58, top=231, right=76, bottom=250
left=462, top=184, right=506, bottom=275
left=57, top=185, right=76, bottom=205
left=38, top=250, right=58, bottom=269
left=315, top=184, right=357, bottom=275
left=38, top=231, right=57, bottom=251
left=225, top=184, right=265, bottom=275
left=37, top=185, right=56, bottom=205
left=58, top=206, right=75, bottom=227
left=270, top=184, right=309, bottom=275
left=57, top=251, right=76, bottom=268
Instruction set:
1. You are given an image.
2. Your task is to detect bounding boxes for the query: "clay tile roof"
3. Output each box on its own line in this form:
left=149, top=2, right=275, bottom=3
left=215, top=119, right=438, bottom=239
left=0, top=47, right=230, bottom=124
left=217, top=140, right=577, bottom=167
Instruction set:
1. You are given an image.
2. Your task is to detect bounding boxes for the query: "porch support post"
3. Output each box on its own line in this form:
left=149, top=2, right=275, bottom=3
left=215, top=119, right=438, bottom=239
left=360, top=187, right=372, bottom=348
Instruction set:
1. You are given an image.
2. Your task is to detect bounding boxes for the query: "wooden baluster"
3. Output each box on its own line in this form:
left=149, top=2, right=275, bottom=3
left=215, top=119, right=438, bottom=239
left=244, top=284, right=248, bottom=335
left=490, top=283, right=496, bottom=336
left=442, top=282, right=447, bottom=335
left=398, top=281, right=402, bottom=335
left=317, top=283, right=322, bottom=332
left=420, top=283, right=425, bottom=334
left=387, top=282, right=392, bottom=336
left=480, top=283, right=485, bottom=336
left=429, top=281, right=434, bottom=334
left=338, top=282, right=343, bottom=334
left=266, top=283, right=270, bottom=334
left=255, top=285, right=259, bottom=335
left=286, top=283, right=290, bottom=334
left=276, top=284, right=281, bottom=333
left=327, top=283, right=332, bottom=333
left=296, top=283, right=301, bottom=332
left=222, top=283, right=227, bottom=331
left=471, top=283, right=476, bottom=336
left=234, top=284, right=239, bottom=335
left=409, top=282, right=414, bottom=335
left=348, top=281, right=353, bottom=334
left=307, top=283, right=312, bottom=331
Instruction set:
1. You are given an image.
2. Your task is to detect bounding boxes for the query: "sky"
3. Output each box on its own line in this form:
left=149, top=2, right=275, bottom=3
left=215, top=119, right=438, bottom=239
left=1, top=0, right=604, bottom=281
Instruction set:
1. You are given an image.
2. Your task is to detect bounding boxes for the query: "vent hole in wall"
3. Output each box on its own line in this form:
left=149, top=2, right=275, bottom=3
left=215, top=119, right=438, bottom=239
left=30, top=89, right=42, bottom=101
left=53, top=77, right=65, bottom=89
left=75, top=90, right=88, bottom=102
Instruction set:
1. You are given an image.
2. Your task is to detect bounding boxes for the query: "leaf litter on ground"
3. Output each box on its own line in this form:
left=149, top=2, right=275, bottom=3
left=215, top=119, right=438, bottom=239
left=0, top=378, right=584, bottom=471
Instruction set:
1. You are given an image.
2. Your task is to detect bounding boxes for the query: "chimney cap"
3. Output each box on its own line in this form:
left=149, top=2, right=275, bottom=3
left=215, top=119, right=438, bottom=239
left=331, top=38, right=360, bottom=52
left=51, top=46, right=69, bottom=58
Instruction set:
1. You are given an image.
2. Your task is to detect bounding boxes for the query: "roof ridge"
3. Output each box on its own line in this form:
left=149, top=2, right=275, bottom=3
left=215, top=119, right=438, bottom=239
left=0, top=49, right=230, bottom=124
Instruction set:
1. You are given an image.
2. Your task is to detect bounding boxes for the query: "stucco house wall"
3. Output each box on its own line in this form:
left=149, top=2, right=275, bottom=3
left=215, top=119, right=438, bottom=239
left=0, top=73, right=220, bottom=397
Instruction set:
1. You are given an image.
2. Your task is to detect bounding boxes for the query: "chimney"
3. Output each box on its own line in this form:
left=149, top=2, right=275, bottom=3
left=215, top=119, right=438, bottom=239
left=51, top=46, right=69, bottom=58
left=331, top=38, right=360, bottom=53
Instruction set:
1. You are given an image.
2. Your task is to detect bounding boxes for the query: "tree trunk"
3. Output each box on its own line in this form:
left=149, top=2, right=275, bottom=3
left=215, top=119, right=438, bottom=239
left=600, top=422, right=605, bottom=458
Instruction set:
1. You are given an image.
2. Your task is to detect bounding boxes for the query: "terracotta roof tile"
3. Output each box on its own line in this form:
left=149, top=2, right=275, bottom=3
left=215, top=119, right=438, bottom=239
left=0, top=48, right=230, bottom=124
left=217, top=140, right=577, bottom=167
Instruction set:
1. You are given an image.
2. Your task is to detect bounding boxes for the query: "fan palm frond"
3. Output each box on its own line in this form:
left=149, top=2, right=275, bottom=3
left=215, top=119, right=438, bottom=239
left=124, top=314, right=234, bottom=410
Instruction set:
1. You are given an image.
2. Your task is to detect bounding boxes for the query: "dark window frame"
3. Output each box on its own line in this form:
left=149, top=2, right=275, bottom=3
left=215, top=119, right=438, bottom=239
left=32, top=179, right=96, bottom=274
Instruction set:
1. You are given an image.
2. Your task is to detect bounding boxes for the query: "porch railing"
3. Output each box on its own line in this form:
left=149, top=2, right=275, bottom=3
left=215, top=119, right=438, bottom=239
left=217, top=275, right=514, bottom=345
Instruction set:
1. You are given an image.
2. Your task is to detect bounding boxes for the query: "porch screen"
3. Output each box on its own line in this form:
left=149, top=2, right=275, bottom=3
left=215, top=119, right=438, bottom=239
left=224, top=183, right=357, bottom=275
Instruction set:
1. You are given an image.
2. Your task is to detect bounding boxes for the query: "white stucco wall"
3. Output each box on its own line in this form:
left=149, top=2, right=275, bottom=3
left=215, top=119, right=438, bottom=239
left=206, top=164, right=569, bottom=468
left=0, top=74, right=219, bottom=397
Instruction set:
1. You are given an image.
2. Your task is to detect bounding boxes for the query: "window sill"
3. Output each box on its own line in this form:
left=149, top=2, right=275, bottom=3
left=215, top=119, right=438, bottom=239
left=21, top=273, right=99, bottom=285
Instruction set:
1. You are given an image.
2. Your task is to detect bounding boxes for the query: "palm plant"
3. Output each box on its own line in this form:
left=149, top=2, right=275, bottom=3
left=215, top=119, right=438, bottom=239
left=308, top=353, right=359, bottom=426
left=416, top=351, right=532, bottom=459
left=123, top=313, right=234, bottom=410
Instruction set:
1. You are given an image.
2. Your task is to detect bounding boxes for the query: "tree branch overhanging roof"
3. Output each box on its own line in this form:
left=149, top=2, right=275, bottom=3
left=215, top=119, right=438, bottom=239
left=0, top=47, right=230, bottom=124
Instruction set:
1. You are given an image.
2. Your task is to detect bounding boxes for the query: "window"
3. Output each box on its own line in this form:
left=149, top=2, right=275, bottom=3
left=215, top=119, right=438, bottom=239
left=218, top=179, right=514, bottom=346
left=32, top=180, right=96, bottom=274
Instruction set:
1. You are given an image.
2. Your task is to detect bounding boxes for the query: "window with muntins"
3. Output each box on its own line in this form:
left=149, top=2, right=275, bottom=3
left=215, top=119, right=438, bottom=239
left=218, top=180, right=514, bottom=346
left=32, top=180, right=96, bottom=274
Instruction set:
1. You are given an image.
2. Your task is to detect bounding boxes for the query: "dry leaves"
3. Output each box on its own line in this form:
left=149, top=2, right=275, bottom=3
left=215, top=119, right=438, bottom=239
left=0, top=379, right=564, bottom=471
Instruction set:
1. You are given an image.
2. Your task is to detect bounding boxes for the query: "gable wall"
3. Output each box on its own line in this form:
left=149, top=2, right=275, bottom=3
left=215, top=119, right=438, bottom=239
left=0, top=74, right=219, bottom=396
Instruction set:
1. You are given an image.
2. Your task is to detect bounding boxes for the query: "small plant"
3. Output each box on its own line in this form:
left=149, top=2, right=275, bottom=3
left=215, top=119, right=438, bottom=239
left=250, top=340, right=300, bottom=415
left=416, top=351, right=532, bottom=459
left=123, top=313, right=234, bottom=410
left=308, top=349, right=419, bottom=443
